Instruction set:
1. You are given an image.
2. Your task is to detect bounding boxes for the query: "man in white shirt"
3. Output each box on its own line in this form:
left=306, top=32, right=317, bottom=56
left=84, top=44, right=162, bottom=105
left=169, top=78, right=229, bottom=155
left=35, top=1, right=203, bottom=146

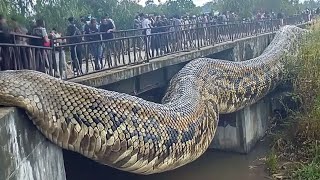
left=139, top=13, right=153, bottom=58
left=140, top=13, right=152, bottom=35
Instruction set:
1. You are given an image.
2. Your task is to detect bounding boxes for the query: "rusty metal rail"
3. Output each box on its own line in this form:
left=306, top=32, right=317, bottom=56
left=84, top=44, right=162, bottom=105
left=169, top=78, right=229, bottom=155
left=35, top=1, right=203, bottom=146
left=0, top=15, right=310, bottom=79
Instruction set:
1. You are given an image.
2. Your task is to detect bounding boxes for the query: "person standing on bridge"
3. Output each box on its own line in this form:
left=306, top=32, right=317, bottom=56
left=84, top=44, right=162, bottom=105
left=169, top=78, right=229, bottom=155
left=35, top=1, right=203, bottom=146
left=100, top=16, right=115, bottom=68
left=50, top=28, right=67, bottom=79
left=0, top=15, right=12, bottom=44
left=140, top=13, right=152, bottom=59
left=66, top=17, right=83, bottom=75
left=277, top=11, right=284, bottom=26
left=0, top=14, right=13, bottom=71
left=86, top=18, right=102, bottom=70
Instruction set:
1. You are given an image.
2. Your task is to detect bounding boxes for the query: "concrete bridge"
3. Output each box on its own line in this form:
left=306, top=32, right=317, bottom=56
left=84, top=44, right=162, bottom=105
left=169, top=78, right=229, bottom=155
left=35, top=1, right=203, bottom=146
left=0, top=19, right=311, bottom=180
left=69, top=29, right=275, bottom=152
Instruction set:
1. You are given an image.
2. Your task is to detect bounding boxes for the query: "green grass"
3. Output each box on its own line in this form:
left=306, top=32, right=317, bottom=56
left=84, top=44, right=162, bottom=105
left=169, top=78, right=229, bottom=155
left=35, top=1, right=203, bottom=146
left=266, top=151, right=278, bottom=174
left=294, top=161, right=320, bottom=180
left=266, top=21, right=320, bottom=179
left=294, top=144, right=320, bottom=179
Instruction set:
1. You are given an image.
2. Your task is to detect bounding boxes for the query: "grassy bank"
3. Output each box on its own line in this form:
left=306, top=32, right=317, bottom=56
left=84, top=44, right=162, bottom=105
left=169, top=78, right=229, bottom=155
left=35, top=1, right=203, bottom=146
left=266, top=22, right=320, bottom=179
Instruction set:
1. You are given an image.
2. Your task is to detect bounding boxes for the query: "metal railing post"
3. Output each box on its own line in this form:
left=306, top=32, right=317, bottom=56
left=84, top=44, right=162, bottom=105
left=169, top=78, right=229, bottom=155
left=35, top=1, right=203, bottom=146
left=51, top=37, right=56, bottom=77
left=145, top=33, right=149, bottom=62
left=196, top=22, right=200, bottom=50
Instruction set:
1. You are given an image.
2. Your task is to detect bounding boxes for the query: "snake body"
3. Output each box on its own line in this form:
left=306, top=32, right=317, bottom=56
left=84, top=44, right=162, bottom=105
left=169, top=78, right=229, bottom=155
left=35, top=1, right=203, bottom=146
left=0, top=26, right=304, bottom=175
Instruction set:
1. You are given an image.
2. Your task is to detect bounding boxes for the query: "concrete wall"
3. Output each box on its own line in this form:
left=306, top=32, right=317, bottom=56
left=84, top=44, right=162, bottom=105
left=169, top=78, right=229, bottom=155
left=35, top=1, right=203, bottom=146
left=0, top=107, right=66, bottom=180
left=233, top=34, right=273, bottom=61
left=211, top=96, right=271, bottom=153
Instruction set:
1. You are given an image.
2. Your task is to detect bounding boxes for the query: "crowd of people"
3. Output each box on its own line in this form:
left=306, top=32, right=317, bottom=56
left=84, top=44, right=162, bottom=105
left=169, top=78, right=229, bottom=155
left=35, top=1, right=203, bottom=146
left=0, top=8, right=317, bottom=78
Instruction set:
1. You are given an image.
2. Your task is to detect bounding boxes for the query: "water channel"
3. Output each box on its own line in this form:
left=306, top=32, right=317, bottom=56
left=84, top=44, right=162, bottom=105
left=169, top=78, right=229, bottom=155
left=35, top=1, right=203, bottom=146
left=63, top=140, right=270, bottom=180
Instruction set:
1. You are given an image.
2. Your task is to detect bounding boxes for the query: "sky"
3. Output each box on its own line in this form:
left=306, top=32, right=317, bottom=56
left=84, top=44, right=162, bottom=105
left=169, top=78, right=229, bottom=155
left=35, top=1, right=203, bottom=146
left=138, top=0, right=213, bottom=6
left=138, top=0, right=306, bottom=7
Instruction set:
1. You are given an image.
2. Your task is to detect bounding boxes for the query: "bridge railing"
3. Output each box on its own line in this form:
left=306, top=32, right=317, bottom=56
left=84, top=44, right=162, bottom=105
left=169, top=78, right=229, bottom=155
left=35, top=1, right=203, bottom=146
left=0, top=33, right=54, bottom=75
left=0, top=14, right=310, bottom=79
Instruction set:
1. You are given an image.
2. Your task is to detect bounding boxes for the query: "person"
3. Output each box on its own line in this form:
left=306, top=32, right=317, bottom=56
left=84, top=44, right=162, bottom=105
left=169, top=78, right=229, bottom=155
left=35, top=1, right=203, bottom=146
left=277, top=11, right=284, bottom=26
left=86, top=18, right=102, bottom=70
left=100, top=16, right=115, bottom=40
left=66, top=17, right=83, bottom=74
left=172, top=15, right=182, bottom=31
left=30, top=19, right=50, bottom=73
left=151, top=16, right=163, bottom=57
left=140, top=13, right=152, bottom=57
left=80, top=16, right=88, bottom=33
left=140, top=13, right=152, bottom=36
left=0, top=14, right=13, bottom=71
left=105, top=14, right=116, bottom=30
left=306, top=8, right=312, bottom=22
left=0, top=15, right=11, bottom=44
left=86, top=13, right=92, bottom=24
left=133, top=15, right=141, bottom=29
left=100, top=16, right=115, bottom=67
left=31, top=19, right=50, bottom=47
left=50, top=28, right=67, bottom=78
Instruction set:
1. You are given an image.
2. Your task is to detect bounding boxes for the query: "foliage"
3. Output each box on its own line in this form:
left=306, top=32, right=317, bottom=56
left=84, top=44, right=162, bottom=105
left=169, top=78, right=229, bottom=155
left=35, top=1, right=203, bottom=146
left=292, top=21, right=320, bottom=141
left=294, top=143, right=320, bottom=179
left=163, top=0, right=200, bottom=16
left=302, top=0, right=320, bottom=10
left=0, top=0, right=313, bottom=32
left=215, top=0, right=301, bottom=18
left=216, top=0, right=254, bottom=18
left=265, top=21, right=320, bottom=179
left=265, top=151, right=278, bottom=174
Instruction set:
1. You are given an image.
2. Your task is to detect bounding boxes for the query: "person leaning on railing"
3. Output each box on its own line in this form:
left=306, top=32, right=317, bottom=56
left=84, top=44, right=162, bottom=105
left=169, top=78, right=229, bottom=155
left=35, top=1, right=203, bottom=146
left=30, top=19, right=51, bottom=73
left=99, top=16, right=115, bottom=68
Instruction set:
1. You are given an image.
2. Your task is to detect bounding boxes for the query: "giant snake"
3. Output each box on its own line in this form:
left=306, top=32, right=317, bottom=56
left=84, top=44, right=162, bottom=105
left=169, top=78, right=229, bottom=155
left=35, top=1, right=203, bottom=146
left=0, top=26, right=305, bottom=175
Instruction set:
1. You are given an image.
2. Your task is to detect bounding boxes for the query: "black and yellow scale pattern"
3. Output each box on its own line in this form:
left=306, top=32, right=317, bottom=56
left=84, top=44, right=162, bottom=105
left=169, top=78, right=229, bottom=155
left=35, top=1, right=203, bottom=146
left=0, top=26, right=305, bottom=175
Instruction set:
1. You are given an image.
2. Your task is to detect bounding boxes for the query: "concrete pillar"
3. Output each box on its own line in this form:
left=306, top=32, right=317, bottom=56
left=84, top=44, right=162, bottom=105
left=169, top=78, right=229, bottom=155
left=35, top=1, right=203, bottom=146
left=0, top=107, right=66, bottom=180
left=210, top=96, right=271, bottom=153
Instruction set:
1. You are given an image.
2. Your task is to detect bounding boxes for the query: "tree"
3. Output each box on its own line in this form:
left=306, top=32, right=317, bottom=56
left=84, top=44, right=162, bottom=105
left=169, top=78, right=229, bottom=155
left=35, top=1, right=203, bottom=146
left=202, top=1, right=219, bottom=14
left=302, top=0, right=320, bottom=9
left=0, top=0, right=305, bottom=32
left=162, top=0, right=200, bottom=16
left=216, top=0, right=254, bottom=17
left=216, top=0, right=302, bottom=18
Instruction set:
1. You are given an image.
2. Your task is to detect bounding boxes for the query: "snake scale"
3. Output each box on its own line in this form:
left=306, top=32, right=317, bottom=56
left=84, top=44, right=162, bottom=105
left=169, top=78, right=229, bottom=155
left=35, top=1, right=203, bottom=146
left=0, top=26, right=305, bottom=175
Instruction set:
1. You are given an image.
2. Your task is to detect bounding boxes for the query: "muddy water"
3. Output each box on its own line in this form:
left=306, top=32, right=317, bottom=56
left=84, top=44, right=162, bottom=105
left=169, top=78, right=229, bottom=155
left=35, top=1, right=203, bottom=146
left=64, top=139, right=270, bottom=180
